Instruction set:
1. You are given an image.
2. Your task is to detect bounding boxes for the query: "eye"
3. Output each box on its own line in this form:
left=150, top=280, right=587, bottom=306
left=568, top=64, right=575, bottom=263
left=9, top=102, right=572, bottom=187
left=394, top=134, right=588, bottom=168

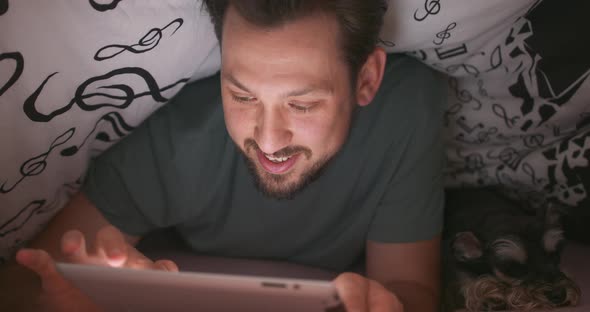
left=288, top=102, right=316, bottom=113
left=231, top=94, right=257, bottom=104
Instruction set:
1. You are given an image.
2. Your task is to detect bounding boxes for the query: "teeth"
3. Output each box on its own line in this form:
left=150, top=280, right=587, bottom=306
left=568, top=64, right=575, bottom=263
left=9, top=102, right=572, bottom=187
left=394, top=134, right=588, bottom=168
left=264, top=154, right=292, bottom=163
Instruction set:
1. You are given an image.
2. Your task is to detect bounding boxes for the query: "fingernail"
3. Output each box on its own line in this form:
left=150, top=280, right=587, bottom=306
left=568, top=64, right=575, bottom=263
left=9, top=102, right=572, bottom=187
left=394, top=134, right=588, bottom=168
left=62, top=231, right=80, bottom=251
left=108, top=248, right=122, bottom=258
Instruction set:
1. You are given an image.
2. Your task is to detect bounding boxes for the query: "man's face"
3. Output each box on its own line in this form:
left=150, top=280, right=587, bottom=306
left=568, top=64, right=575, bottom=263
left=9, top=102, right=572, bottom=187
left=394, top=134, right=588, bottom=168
left=221, top=7, right=357, bottom=199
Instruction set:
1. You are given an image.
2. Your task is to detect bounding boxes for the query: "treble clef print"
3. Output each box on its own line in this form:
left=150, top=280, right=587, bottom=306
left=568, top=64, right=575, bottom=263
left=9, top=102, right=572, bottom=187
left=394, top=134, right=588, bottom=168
left=413, top=0, right=441, bottom=22
left=433, top=22, right=456, bottom=46
left=1, top=129, right=75, bottom=194
left=23, top=67, right=188, bottom=123
left=0, top=200, right=47, bottom=237
left=492, top=103, right=520, bottom=128
left=95, top=18, right=184, bottom=61
left=522, top=162, right=546, bottom=186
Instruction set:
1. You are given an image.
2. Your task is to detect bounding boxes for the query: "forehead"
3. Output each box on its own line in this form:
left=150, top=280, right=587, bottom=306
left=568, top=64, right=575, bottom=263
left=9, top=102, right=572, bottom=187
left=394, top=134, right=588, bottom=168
left=220, top=5, right=348, bottom=84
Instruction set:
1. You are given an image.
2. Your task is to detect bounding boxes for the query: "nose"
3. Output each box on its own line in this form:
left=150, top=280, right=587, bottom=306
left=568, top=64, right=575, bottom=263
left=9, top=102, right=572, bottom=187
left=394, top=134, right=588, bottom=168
left=544, top=288, right=567, bottom=305
left=254, top=106, right=292, bottom=154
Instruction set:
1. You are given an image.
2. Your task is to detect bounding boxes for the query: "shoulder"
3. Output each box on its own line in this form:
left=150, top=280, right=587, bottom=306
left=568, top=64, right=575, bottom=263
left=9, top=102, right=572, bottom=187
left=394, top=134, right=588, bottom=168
left=353, top=54, right=446, bottom=149
left=162, top=73, right=225, bottom=134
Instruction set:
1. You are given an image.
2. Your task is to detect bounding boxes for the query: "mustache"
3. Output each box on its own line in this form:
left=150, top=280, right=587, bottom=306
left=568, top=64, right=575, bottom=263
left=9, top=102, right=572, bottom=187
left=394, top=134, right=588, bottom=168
left=244, top=138, right=312, bottom=160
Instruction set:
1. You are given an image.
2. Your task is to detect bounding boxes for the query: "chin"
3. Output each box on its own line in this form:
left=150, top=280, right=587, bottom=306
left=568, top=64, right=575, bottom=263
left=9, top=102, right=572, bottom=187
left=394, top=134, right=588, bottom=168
left=253, top=169, right=305, bottom=200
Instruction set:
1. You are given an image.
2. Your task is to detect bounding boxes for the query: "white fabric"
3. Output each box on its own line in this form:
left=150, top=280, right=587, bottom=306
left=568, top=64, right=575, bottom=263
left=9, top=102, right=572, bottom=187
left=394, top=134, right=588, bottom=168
left=0, top=0, right=220, bottom=261
left=381, top=0, right=590, bottom=206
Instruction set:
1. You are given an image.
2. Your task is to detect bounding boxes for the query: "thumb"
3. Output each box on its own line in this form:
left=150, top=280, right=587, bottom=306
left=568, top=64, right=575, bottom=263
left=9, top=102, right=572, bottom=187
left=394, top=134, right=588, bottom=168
left=16, top=248, right=73, bottom=295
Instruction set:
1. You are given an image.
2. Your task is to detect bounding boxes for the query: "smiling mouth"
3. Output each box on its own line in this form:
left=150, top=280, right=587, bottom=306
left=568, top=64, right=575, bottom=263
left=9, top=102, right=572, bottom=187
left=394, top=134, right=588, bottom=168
left=256, top=149, right=300, bottom=174
left=263, top=153, right=293, bottom=163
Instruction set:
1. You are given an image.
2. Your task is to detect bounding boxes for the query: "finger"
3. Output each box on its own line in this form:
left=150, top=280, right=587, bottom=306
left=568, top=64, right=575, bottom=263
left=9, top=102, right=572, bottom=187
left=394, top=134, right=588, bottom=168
left=16, top=249, right=72, bottom=295
left=61, top=230, right=90, bottom=263
left=94, top=226, right=128, bottom=267
left=333, top=273, right=369, bottom=312
left=153, top=260, right=179, bottom=272
left=367, top=280, right=404, bottom=312
left=124, top=257, right=154, bottom=270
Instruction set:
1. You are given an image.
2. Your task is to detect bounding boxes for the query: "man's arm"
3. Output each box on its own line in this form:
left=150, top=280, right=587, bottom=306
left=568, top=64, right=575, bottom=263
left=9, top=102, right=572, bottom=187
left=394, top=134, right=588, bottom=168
left=366, top=237, right=441, bottom=312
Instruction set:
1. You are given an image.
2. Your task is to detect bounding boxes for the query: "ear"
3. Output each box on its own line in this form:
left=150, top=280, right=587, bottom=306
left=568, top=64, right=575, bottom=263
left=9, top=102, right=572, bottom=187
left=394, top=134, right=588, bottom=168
left=355, top=47, right=387, bottom=107
left=544, top=202, right=564, bottom=228
left=452, top=232, right=483, bottom=262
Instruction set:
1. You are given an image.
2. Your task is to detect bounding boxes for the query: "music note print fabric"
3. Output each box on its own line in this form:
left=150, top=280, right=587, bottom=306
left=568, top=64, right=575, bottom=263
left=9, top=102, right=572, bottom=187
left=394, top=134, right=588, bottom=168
left=0, top=0, right=220, bottom=262
left=381, top=0, right=590, bottom=208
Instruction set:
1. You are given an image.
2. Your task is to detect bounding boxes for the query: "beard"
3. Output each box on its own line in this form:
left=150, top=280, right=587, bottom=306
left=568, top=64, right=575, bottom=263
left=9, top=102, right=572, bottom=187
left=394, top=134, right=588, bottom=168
left=240, top=140, right=332, bottom=200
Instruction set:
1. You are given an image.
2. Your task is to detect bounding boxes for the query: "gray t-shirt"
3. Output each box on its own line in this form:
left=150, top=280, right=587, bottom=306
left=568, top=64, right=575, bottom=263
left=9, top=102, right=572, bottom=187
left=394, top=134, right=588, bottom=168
left=83, top=55, right=446, bottom=271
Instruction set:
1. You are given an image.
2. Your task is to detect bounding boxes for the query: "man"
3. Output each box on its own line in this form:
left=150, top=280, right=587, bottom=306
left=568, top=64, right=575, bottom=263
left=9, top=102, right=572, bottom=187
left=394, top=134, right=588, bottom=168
left=8, top=1, right=445, bottom=311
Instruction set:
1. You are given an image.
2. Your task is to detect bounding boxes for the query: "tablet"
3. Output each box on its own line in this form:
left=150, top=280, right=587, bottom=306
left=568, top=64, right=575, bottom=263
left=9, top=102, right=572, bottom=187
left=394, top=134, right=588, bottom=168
left=56, top=262, right=344, bottom=312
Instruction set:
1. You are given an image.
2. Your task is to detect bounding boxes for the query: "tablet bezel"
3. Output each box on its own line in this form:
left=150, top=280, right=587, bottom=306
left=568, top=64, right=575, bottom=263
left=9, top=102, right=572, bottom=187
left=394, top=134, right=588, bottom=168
left=56, top=262, right=343, bottom=312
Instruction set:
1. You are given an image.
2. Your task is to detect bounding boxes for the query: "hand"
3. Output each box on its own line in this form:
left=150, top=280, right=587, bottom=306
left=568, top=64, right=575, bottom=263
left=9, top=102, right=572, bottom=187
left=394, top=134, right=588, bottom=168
left=56, top=225, right=178, bottom=271
left=16, top=225, right=178, bottom=312
left=16, top=248, right=103, bottom=312
left=333, top=273, right=404, bottom=312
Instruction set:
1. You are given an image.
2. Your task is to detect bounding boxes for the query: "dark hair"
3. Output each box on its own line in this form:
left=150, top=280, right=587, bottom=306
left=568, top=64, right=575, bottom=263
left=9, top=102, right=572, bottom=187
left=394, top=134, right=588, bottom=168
left=202, top=0, right=387, bottom=82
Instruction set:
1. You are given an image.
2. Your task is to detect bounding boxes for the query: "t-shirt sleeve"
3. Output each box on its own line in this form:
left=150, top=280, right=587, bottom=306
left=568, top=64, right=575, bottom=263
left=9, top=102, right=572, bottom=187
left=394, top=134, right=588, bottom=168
left=367, top=61, right=446, bottom=243
left=82, top=75, right=223, bottom=236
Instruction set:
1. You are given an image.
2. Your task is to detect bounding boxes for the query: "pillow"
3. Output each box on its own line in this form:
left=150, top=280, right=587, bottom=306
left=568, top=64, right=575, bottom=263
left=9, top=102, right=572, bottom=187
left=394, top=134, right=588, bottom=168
left=0, top=0, right=220, bottom=262
left=380, top=0, right=590, bottom=209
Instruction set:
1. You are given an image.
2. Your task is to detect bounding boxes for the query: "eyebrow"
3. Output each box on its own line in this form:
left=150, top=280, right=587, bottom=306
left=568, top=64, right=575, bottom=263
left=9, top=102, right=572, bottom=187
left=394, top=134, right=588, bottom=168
left=223, top=73, right=333, bottom=98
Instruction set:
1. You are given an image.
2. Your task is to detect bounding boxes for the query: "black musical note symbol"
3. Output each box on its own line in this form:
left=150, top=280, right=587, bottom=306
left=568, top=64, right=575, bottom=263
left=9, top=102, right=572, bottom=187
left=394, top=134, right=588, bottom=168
left=0, top=200, right=47, bottom=237
left=487, top=46, right=503, bottom=71
left=89, top=0, right=122, bottom=12
left=522, top=162, right=546, bottom=186
left=449, top=78, right=482, bottom=110
left=433, top=22, right=456, bottom=45
left=523, top=134, right=544, bottom=148
left=1, top=110, right=137, bottom=194
left=0, top=52, right=24, bottom=96
left=0, top=0, right=8, bottom=15
left=95, top=18, right=184, bottom=61
left=0, top=129, right=75, bottom=193
left=477, top=127, right=498, bottom=143
left=492, top=103, right=519, bottom=128
left=457, top=116, right=484, bottom=134
left=23, top=67, right=188, bottom=123
left=413, top=0, right=441, bottom=21
left=435, top=44, right=468, bottom=60
left=60, top=111, right=136, bottom=157
left=487, top=147, right=524, bottom=171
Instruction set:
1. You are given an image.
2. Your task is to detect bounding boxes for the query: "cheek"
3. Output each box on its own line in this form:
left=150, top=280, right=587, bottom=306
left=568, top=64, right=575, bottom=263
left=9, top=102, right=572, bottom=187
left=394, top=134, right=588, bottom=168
left=292, top=109, right=351, bottom=153
left=223, top=103, right=254, bottom=143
